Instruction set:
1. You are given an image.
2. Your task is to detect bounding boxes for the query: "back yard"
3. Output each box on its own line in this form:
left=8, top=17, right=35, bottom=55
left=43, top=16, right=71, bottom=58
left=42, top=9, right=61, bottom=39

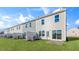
left=0, top=37, right=79, bottom=51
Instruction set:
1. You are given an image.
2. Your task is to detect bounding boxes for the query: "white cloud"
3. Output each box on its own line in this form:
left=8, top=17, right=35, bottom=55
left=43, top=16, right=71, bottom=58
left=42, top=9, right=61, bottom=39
left=41, top=7, right=49, bottom=15
left=15, top=13, right=27, bottom=24
left=19, top=13, right=26, bottom=23
left=26, top=8, right=35, bottom=21
left=25, top=14, right=35, bottom=22
left=0, top=21, right=5, bottom=29
left=6, top=24, right=11, bottom=28
left=28, top=14, right=35, bottom=19
left=0, top=15, right=12, bottom=30
left=0, top=15, right=12, bottom=22
left=2, top=16, right=11, bottom=21
left=75, top=19, right=79, bottom=25
left=67, top=23, right=69, bottom=26
left=25, top=17, right=31, bottom=20
left=15, top=13, right=35, bottom=24
left=52, top=8, right=64, bottom=13
left=15, top=18, right=20, bottom=24
left=2, top=16, right=11, bottom=19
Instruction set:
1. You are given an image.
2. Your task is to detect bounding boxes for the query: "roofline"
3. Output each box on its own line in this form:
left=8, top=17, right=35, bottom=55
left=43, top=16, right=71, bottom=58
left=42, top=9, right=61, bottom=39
left=4, top=9, right=66, bottom=30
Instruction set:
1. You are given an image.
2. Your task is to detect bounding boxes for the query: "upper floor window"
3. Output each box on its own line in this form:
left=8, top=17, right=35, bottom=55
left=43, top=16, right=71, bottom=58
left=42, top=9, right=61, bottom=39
left=55, top=15, right=59, bottom=22
left=18, top=26, right=20, bottom=29
left=17, top=26, right=18, bottom=30
left=41, top=19, right=45, bottom=25
left=25, top=24, right=27, bottom=28
left=29, top=23, right=31, bottom=27
left=17, top=26, right=20, bottom=30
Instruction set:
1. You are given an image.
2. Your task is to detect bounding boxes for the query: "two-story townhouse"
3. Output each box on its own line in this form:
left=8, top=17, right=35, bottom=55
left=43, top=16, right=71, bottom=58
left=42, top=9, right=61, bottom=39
left=2, top=8, right=66, bottom=42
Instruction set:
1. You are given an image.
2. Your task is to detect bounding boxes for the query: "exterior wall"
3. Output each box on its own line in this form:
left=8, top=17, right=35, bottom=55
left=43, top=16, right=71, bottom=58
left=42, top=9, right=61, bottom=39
left=35, top=10, right=66, bottom=41
left=3, top=9, right=66, bottom=41
left=25, top=21, right=36, bottom=39
left=4, top=23, right=26, bottom=38
left=25, top=21, right=36, bottom=32
left=67, top=28, right=79, bottom=37
left=4, top=24, right=25, bottom=34
left=14, top=24, right=25, bottom=34
left=4, top=29, right=8, bottom=34
left=50, top=11, right=66, bottom=41
left=36, top=16, right=52, bottom=40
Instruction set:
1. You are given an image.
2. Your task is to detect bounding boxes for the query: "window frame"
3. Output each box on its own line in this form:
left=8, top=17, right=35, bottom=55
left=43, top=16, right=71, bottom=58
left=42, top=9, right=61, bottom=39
left=52, top=30, right=56, bottom=39
left=57, top=30, right=62, bottom=39
left=41, top=19, right=45, bottom=25
left=52, top=30, right=62, bottom=39
left=39, top=31, right=41, bottom=36
left=29, top=22, right=31, bottom=27
left=17, top=26, right=18, bottom=30
left=42, top=30, right=45, bottom=36
left=55, top=15, right=59, bottom=22
left=25, top=24, right=27, bottom=28
left=18, top=26, right=20, bottom=29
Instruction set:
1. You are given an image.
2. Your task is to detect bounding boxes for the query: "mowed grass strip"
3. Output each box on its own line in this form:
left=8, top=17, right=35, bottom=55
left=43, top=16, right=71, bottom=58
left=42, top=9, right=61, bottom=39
left=0, top=37, right=79, bottom=51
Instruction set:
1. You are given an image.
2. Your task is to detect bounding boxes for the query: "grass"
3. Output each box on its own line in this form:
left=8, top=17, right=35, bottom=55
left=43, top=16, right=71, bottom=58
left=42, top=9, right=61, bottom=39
left=0, top=37, right=79, bottom=51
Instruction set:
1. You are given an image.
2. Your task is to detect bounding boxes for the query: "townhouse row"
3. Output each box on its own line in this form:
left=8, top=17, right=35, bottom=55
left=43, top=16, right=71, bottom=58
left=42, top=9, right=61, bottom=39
left=0, top=8, right=66, bottom=41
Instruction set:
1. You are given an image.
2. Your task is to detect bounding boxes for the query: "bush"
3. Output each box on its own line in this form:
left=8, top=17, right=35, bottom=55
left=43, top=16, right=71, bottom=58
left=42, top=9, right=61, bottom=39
left=66, top=37, right=79, bottom=41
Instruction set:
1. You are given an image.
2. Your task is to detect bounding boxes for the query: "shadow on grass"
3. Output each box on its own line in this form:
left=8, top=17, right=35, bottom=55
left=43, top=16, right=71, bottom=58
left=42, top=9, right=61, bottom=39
left=66, top=37, right=79, bottom=41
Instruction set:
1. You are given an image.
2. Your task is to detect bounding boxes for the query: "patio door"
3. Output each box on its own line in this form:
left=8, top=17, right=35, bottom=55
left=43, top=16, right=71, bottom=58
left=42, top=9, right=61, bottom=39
left=52, top=30, right=62, bottom=39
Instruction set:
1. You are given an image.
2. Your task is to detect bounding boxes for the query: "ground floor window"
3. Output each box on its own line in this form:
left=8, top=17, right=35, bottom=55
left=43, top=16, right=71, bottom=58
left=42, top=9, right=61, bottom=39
left=52, top=30, right=62, bottom=39
left=42, top=30, right=45, bottom=36
left=39, top=30, right=45, bottom=37
left=52, top=30, right=56, bottom=39
left=57, top=30, right=62, bottom=39
left=46, top=31, right=49, bottom=37
left=39, top=31, right=41, bottom=36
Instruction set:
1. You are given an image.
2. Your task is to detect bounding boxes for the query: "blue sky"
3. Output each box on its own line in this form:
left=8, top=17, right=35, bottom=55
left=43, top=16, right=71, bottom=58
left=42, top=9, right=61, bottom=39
left=0, top=7, right=79, bottom=31
left=66, top=7, right=79, bottom=30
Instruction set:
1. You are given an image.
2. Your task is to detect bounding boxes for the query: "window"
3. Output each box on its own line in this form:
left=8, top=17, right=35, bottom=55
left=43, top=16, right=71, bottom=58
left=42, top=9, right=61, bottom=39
left=41, top=19, right=45, bottom=25
left=17, top=26, right=20, bottom=30
left=26, top=24, right=27, bottom=28
left=29, top=23, right=31, bottom=27
left=57, top=30, right=62, bottom=39
left=42, top=30, right=45, bottom=36
left=12, top=28, right=14, bottom=30
left=52, top=30, right=62, bottom=39
left=17, top=26, right=18, bottom=30
left=55, top=15, right=59, bottom=22
left=39, top=31, right=41, bottom=36
left=18, top=26, right=20, bottom=29
left=52, top=30, right=56, bottom=39
left=39, top=30, right=45, bottom=36
left=46, top=31, right=49, bottom=37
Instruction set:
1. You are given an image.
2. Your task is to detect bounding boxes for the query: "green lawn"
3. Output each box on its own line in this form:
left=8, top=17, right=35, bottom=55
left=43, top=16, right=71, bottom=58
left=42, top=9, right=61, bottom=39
left=0, top=37, right=79, bottom=51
